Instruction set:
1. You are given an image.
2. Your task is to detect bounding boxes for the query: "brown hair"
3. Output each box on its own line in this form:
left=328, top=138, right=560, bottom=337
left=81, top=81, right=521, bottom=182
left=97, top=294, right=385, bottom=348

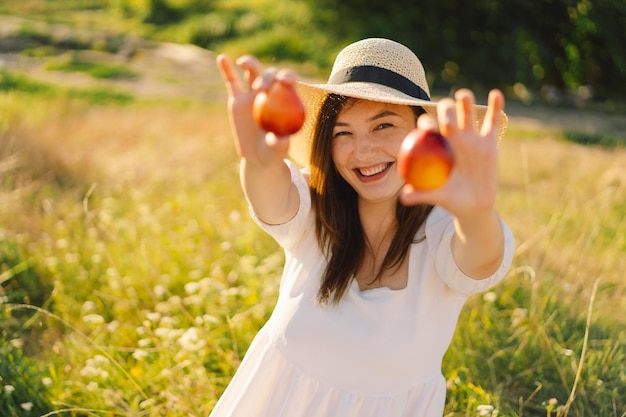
left=309, top=94, right=433, bottom=304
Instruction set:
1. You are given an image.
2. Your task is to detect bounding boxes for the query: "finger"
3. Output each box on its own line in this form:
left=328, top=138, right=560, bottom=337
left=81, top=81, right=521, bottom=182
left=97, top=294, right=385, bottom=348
left=276, top=68, right=297, bottom=86
left=437, top=98, right=457, bottom=138
left=216, top=54, right=243, bottom=96
left=265, top=132, right=291, bottom=157
left=252, top=67, right=280, bottom=91
left=455, top=88, right=477, bottom=131
left=417, top=112, right=438, bottom=131
left=398, top=184, right=444, bottom=207
left=235, top=55, right=264, bottom=89
left=480, top=89, right=505, bottom=138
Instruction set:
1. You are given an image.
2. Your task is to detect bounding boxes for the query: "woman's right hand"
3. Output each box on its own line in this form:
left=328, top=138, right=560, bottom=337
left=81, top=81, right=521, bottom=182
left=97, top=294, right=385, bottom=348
left=216, top=54, right=293, bottom=165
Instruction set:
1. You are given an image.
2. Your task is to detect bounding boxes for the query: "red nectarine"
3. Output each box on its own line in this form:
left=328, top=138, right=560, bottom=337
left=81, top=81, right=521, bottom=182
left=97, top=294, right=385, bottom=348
left=253, top=81, right=305, bottom=136
left=398, top=129, right=454, bottom=190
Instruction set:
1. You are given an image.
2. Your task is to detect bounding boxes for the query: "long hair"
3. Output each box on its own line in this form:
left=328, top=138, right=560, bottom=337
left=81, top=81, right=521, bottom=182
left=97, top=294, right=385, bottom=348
left=309, top=94, right=433, bottom=304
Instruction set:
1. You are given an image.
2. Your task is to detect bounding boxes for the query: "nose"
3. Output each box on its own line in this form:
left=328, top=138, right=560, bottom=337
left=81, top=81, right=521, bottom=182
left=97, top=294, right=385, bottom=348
left=353, top=134, right=377, bottom=160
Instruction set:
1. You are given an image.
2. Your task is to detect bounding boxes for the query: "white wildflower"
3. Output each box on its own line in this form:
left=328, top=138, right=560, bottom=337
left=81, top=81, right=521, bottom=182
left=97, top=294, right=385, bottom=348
left=146, top=312, right=161, bottom=322
left=81, top=300, right=97, bottom=313
left=178, top=327, right=206, bottom=352
left=202, top=314, right=220, bottom=325
left=228, top=210, right=241, bottom=223
left=93, top=355, right=109, bottom=365
left=160, top=316, right=177, bottom=327
left=4, top=385, right=15, bottom=393
left=185, top=281, right=200, bottom=295
left=20, top=402, right=33, bottom=411
left=154, top=284, right=167, bottom=299
left=45, top=257, right=58, bottom=268
left=477, top=404, right=496, bottom=417
left=82, top=314, right=105, bottom=324
left=132, top=349, right=149, bottom=360
left=183, top=294, right=203, bottom=307
left=482, top=292, right=497, bottom=303
left=138, top=338, right=152, bottom=347
left=10, top=339, right=23, bottom=349
left=106, top=320, right=120, bottom=332
left=42, top=377, right=53, bottom=386
left=155, top=327, right=183, bottom=340
left=80, top=364, right=107, bottom=379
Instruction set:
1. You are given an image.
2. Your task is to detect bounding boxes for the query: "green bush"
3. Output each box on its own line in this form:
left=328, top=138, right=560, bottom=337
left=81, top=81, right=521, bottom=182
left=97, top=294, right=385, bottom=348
left=0, top=241, right=53, bottom=353
left=45, top=56, right=139, bottom=80
left=563, top=131, right=626, bottom=148
left=303, top=0, right=626, bottom=102
left=0, top=342, right=54, bottom=417
left=0, top=70, right=133, bottom=105
left=0, top=241, right=55, bottom=416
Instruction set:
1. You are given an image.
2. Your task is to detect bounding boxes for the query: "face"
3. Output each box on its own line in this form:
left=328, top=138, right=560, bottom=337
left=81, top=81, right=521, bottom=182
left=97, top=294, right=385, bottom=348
left=331, top=100, right=417, bottom=204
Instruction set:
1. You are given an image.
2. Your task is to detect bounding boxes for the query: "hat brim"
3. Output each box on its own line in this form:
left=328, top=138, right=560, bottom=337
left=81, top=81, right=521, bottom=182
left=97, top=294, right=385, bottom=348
left=289, top=81, right=508, bottom=168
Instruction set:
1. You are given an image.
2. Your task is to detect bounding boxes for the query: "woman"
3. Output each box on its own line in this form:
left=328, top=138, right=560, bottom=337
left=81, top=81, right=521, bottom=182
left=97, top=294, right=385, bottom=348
left=212, top=38, right=514, bottom=417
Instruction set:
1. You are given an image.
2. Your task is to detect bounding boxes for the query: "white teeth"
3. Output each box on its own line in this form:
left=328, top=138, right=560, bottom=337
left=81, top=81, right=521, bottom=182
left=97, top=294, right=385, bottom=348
left=359, top=163, right=388, bottom=177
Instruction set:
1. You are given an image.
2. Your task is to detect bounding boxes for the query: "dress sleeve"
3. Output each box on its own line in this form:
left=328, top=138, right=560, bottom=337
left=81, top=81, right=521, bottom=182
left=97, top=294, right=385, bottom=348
left=248, top=159, right=312, bottom=249
left=425, top=206, right=515, bottom=295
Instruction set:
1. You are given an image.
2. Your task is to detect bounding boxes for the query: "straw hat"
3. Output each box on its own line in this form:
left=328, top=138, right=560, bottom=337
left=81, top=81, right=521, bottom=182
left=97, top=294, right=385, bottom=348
left=291, top=38, right=508, bottom=167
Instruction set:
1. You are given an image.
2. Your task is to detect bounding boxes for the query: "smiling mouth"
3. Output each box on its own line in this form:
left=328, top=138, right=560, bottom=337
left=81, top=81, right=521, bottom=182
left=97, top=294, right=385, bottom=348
left=357, top=162, right=393, bottom=177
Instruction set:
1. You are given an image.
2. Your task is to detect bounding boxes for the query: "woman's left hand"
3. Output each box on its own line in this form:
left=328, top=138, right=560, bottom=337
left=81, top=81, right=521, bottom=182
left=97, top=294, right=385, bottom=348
left=399, top=88, right=505, bottom=219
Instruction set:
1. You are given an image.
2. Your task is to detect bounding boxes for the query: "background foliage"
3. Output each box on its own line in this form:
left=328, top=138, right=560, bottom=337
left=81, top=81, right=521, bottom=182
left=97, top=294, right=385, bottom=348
left=304, top=0, right=626, bottom=104
left=1, top=0, right=624, bottom=106
left=114, top=0, right=626, bottom=106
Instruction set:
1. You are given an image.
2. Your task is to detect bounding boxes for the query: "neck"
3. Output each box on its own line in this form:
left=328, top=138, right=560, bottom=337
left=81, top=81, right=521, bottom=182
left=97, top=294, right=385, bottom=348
left=358, top=197, right=397, bottom=245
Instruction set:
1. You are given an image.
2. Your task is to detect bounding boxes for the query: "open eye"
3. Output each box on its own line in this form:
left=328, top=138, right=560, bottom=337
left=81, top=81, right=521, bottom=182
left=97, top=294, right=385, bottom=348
left=375, top=122, right=394, bottom=130
left=332, top=130, right=352, bottom=139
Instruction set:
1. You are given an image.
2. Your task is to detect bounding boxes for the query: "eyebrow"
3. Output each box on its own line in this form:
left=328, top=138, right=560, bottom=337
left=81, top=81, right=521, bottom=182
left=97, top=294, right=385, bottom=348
left=368, top=111, right=400, bottom=122
left=334, top=111, right=400, bottom=127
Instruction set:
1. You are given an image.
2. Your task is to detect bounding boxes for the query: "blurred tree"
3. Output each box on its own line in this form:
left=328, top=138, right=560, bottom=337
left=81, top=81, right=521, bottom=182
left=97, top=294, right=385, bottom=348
left=109, top=0, right=216, bottom=24
left=304, top=0, right=626, bottom=102
left=143, top=0, right=183, bottom=24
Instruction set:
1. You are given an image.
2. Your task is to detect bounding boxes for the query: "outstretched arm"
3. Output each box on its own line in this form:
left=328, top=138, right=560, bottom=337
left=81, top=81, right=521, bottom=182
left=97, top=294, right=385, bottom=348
left=400, top=89, right=506, bottom=279
left=216, top=54, right=300, bottom=225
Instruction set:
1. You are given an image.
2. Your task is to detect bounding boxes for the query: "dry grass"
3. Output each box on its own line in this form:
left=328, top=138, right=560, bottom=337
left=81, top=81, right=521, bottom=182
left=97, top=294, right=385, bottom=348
left=1, top=92, right=625, bottom=416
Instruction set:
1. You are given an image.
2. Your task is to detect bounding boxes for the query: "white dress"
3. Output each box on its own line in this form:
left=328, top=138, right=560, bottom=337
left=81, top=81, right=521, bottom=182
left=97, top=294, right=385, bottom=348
left=209, top=161, right=515, bottom=417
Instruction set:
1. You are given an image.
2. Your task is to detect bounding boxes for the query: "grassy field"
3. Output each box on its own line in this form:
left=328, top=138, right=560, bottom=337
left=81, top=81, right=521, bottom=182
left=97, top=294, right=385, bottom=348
left=0, top=7, right=625, bottom=417
left=1, top=72, right=624, bottom=417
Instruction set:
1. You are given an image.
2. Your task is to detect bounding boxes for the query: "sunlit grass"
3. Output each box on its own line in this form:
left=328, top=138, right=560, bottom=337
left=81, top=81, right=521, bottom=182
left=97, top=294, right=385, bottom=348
left=1, top=91, right=625, bottom=416
left=45, top=57, right=139, bottom=80
left=0, top=71, right=134, bottom=106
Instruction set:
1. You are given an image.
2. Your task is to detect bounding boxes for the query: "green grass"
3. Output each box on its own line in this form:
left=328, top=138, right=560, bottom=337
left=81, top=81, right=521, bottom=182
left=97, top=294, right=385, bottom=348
left=45, top=57, right=139, bottom=80
left=0, top=70, right=133, bottom=105
left=563, top=131, right=626, bottom=148
left=1, top=89, right=624, bottom=417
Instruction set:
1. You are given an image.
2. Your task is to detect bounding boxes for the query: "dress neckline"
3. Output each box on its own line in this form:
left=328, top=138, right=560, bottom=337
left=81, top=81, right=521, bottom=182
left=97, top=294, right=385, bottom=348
left=350, top=244, right=414, bottom=295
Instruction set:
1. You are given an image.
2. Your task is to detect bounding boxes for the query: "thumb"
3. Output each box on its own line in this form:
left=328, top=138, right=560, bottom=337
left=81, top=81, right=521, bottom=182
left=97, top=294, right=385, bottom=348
left=265, top=133, right=290, bottom=159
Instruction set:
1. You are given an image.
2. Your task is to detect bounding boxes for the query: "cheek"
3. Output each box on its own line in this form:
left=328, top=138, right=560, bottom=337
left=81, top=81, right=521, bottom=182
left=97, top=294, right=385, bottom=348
left=388, top=133, right=408, bottom=156
left=331, top=140, right=349, bottom=167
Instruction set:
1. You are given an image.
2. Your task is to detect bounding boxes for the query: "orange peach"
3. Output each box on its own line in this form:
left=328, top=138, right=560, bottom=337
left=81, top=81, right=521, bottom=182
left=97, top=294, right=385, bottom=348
left=398, top=129, right=454, bottom=190
left=253, top=81, right=305, bottom=136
